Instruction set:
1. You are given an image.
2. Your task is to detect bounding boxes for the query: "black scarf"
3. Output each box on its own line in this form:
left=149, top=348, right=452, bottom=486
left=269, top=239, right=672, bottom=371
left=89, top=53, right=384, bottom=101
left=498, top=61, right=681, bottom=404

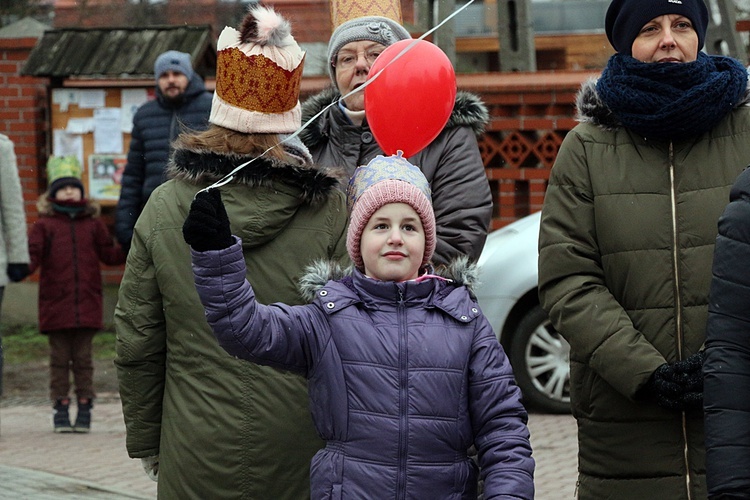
left=596, top=52, right=748, bottom=141
left=52, top=198, right=88, bottom=217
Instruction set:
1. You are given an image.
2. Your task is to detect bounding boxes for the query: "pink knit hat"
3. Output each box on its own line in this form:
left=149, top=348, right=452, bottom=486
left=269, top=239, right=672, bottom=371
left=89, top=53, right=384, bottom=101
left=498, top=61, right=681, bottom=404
left=346, top=152, right=436, bottom=270
left=210, top=6, right=306, bottom=133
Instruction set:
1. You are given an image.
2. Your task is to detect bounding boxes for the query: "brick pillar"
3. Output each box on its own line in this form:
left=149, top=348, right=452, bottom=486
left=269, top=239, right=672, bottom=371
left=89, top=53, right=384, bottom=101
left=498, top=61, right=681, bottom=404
left=0, top=36, right=48, bottom=227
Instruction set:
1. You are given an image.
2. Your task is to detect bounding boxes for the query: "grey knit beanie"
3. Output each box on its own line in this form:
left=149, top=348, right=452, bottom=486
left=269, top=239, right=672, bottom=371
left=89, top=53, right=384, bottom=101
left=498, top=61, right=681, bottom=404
left=327, top=16, right=411, bottom=82
left=153, top=50, right=194, bottom=81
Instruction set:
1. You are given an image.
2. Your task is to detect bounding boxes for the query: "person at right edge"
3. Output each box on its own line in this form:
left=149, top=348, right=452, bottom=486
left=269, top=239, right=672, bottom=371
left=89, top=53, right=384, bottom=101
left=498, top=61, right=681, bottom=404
left=300, top=0, right=492, bottom=265
left=703, top=165, right=750, bottom=499
left=538, top=0, right=750, bottom=498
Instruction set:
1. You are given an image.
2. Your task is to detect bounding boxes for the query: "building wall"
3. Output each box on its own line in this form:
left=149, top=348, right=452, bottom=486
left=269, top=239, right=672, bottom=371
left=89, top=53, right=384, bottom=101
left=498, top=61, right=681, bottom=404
left=0, top=36, right=48, bottom=230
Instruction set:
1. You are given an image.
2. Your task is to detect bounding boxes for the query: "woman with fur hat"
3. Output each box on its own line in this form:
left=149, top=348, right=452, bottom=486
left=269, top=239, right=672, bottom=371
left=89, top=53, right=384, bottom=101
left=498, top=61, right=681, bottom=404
left=537, top=0, right=750, bottom=498
left=27, top=156, right=126, bottom=433
left=299, top=0, right=492, bottom=266
left=183, top=152, right=535, bottom=499
left=114, top=6, right=349, bottom=499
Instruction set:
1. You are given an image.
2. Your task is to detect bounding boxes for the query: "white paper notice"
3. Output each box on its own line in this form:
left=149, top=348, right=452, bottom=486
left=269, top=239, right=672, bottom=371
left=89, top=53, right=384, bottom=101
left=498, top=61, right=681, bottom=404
left=52, top=89, right=80, bottom=112
left=66, top=118, right=94, bottom=134
left=121, top=88, right=149, bottom=133
left=93, top=108, right=123, bottom=154
left=79, top=89, right=106, bottom=109
left=53, top=129, right=84, bottom=166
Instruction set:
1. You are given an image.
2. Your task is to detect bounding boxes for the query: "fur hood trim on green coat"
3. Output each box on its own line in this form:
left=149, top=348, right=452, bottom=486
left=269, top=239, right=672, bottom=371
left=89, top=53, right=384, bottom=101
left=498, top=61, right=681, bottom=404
left=166, top=146, right=347, bottom=207
left=299, top=86, right=489, bottom=148
left=297, top=255, right=480, bottom=302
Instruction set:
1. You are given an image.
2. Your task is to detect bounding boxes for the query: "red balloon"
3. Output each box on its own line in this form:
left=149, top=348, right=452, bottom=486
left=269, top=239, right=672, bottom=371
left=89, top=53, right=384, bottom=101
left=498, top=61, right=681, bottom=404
left=364, top=39, right=456, bottom=158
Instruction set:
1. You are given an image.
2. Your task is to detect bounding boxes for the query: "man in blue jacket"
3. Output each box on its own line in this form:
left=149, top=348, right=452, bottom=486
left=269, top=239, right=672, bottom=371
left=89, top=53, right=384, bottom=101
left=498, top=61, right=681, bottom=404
left=115, top=50, right=212, bottom=251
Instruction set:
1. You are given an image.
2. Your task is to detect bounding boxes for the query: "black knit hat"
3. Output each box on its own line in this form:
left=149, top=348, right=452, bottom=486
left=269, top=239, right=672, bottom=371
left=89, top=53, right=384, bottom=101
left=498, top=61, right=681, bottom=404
left=605, top=0, right=709, bottom=56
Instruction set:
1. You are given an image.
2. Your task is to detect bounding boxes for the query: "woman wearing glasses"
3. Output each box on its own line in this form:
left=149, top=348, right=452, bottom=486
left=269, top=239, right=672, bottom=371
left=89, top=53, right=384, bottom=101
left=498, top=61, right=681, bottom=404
left=299, top=8, right=493, bottom=266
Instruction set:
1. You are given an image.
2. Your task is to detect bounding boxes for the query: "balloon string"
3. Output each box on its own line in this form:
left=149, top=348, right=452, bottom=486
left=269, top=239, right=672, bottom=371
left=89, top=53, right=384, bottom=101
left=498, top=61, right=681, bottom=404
left=198, top=0, right=477, bottom=195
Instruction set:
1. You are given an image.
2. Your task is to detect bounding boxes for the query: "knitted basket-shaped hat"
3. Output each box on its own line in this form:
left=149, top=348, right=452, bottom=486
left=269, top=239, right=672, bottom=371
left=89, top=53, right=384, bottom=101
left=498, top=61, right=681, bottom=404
left=346, top=152, right=435, bottom=270
left=210, top=6, right=306, bottom=134
left=47, top=156, right=84, bottom=197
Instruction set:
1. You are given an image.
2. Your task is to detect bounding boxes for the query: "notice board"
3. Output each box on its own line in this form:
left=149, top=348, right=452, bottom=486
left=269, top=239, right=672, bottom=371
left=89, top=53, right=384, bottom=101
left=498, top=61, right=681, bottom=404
left=50, top=87, right=152, bottom=206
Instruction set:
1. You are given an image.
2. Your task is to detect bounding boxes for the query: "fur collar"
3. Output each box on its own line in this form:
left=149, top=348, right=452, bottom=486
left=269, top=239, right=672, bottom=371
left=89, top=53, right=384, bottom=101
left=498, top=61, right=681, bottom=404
left=576, top=74, right=750, bottom=130
left=299, top=86, right=489, bottom=149
left=298, top=255, right=480, bottom=303
left=166, top=146, right=348, bottom=206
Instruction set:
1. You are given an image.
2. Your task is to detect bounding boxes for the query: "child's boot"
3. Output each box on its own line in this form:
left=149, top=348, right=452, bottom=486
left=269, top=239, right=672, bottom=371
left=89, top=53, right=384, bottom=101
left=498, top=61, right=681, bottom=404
left=73, top=398, right=93, bottom=433
left=53, top=398, right=73, bottom=433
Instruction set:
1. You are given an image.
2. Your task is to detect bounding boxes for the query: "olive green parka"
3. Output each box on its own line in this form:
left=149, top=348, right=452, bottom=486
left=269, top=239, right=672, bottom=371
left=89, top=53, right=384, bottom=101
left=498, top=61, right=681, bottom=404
left=114, top=138, right=349, bottom=499
left=539, top=78, right=750, bottom=500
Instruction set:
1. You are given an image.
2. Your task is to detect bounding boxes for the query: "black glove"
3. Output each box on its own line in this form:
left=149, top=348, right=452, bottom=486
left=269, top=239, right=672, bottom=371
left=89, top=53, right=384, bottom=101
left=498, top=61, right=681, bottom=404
left=7, top=263, right=30, bottom=282
left=644, top=363, right=684, bottom=411
left=671, top=351, right=705, bottom=409
left=182, top=189, right=233, bottom=252
left=642, top=352, right=706, bottom=411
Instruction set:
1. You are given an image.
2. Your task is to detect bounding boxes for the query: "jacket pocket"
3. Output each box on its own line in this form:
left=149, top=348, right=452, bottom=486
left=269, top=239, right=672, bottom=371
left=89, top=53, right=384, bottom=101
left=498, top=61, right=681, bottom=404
left=331, top=483, right=342, bottom=500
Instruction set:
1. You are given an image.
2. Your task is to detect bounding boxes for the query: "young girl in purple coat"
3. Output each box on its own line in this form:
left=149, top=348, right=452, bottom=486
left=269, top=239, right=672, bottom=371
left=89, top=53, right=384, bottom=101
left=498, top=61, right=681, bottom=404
left=183, top=153, right=535, bottom=499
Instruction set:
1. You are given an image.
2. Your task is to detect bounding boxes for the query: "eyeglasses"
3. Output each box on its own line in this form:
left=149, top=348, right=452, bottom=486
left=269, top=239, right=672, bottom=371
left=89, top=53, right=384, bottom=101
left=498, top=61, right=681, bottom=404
left=333, top=48, right=384, bottom=70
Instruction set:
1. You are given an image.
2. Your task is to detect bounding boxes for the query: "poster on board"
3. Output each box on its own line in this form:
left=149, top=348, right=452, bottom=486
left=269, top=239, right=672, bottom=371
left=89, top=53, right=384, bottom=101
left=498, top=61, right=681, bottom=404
left=88, top=154, right=126, bottom=201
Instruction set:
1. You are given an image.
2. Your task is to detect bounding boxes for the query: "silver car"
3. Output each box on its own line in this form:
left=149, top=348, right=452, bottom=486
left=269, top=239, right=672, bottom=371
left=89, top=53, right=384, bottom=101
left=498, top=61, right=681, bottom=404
left=474, top=211, right=571, bottom=413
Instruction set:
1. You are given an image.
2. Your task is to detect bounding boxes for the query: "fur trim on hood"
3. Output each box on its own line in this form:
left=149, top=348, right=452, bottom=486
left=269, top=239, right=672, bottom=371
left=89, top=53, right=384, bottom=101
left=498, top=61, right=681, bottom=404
left=298, top=255, right=480, bottom=303
left=166, top=146, right=348, bottom=207
left=576, top=74, right=750, bottom=130
left=299, top=86, right=489, bottom=149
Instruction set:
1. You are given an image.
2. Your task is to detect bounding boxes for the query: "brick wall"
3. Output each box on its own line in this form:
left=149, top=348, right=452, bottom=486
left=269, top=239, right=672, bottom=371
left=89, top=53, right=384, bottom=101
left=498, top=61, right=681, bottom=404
left=0, top=36, right=48, bottom=229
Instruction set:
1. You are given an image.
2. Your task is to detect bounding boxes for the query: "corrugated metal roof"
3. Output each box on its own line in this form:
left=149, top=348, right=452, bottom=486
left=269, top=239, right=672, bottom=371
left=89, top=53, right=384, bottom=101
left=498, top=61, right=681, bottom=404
left=21, top=25, right=216, bottom=79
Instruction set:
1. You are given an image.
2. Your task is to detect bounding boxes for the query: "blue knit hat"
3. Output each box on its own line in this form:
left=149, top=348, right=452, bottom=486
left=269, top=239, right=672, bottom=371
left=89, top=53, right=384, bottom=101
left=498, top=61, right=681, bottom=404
left=153, top=50, right=194, bottom=81
left=605, top=0, right=709, bottom=56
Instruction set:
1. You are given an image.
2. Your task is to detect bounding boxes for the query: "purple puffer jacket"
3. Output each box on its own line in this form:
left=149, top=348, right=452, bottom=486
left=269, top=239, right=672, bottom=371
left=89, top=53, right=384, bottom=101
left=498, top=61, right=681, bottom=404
left=192, top=240, right=534, bottom=500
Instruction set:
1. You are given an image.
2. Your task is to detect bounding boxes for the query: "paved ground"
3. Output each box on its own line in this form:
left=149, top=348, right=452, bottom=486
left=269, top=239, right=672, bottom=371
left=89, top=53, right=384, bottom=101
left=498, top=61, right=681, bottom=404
left=0, top=393, right=577, bottom=499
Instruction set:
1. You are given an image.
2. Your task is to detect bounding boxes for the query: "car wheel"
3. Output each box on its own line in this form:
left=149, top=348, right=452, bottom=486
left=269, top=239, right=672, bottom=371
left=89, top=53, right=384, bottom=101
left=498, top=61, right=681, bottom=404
left=509, top=304, right=571, bottom=414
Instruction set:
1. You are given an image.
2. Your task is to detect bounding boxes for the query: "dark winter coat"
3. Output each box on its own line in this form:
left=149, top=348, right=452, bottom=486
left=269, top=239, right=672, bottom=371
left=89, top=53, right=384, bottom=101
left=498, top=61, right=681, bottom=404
left=538, top=77, right=750, bottom=499
left=192, top=248, right=535, bottom=500
left=300, top=88, right=493, bottom=265
left=114, top=73, right=212, bottom=248
left=28, top=199, right=126, bottom=332
left=704, top=166, right=750, bottom=498
left=114, top=138, right=349, bottom=499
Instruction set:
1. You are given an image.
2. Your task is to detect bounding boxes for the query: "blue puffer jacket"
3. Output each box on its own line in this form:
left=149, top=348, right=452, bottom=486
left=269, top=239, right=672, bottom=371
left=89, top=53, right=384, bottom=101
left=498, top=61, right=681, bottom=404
left=115, top=73, right=212, bottom=248
left=192, top=242, right=535, bottom=500
left=704, top=166, right=750, bottom=497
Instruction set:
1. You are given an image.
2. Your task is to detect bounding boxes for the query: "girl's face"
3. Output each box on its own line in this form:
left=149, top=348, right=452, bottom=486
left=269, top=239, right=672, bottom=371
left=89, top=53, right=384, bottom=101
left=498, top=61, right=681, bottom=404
left=54, top=185, right=82, bottom=201
left=631, top=14, right=698, bottom=63
left=361, top=203, right=425, bottom=282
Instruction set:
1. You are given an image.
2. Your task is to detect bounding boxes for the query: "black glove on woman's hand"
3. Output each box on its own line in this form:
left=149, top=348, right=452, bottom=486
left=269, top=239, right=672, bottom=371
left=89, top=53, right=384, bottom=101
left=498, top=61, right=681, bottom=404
left=7, top=263, right=30, bottom=282
left=644, top=363, right=684, bottom=411
left=672, top=351, right=706, bottom=409
left=182, top=189, right=233, bottom=252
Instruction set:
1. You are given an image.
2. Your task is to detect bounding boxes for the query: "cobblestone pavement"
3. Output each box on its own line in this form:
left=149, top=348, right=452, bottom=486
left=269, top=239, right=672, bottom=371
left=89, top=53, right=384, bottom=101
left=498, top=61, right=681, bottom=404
left=0, top=393, right=577, bottom=499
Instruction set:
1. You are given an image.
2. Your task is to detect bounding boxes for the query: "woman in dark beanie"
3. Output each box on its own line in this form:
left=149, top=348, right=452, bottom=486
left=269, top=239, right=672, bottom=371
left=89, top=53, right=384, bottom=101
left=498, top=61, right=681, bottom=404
left=538, top=0, right=750, bottom=498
